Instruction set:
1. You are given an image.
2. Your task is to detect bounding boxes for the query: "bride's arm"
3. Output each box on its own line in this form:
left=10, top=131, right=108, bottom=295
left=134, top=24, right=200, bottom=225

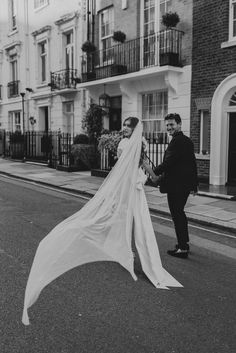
left=141, top=159, right=157, bottom=179
left=117, top=148, right=122, bottom=159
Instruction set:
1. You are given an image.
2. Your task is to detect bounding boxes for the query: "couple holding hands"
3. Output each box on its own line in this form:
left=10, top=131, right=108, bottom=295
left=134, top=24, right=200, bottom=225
left=22, top=113, right=198, bottom=325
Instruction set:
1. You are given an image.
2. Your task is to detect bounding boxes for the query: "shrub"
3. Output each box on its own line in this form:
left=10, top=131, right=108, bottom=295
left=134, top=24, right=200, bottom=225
left=98, top=131, right=123, bottom=156
left=71, top=144, right=96, bottom=170
left=82, top=103, right=105, bottom=141
left=73, top=133, right=89, bottom=145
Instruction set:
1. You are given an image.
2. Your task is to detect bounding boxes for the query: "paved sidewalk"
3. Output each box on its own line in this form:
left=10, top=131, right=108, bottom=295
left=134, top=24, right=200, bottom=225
left=1, top=158, right=236, bottom=232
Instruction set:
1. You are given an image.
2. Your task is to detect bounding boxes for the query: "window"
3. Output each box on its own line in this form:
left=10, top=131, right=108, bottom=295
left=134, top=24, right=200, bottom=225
left=10, top=54, right=17, bottom=81
left=65, top=32, right=74, bottom=70
left=200, top=110, right=210, bottom=154
left=34, top=0, right=49, bottom=10
left=9, top=0, right=17, bottom=31
left=230, top=0, right=236, bottom=39
left=142, top=0, right=171, bottom=67
left=160, top=0, right=171, bottom=29
left=9, top=111, right=21, bottom=131
left=63, top=102, right=74, bottom=135
left=99, top=7, right=114, bottom=63
left=39, top=41, right=47, bottom=83
left=229, top=91, right=236, bottom=105
left=142, top=91, right=168, bottom=133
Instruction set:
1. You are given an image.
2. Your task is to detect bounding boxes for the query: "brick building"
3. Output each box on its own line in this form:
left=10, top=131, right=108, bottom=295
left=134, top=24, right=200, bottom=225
left=78, top=0, right=193, bottom=137
left=191, top=0, right=236, bottom=185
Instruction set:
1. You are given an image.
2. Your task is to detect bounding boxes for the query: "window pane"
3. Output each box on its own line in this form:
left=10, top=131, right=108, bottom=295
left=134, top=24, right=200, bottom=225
left=201, top=111, right=209, bottom=153
left=142, top=91, right=168, bottom=133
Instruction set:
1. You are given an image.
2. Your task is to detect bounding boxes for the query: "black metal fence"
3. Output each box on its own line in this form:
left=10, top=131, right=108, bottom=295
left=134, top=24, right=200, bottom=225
left=100, top=132, right=168, bottom=172
left=81, top=29, right=183, bottom=82
left=0, top=130, right=168, bottom=172
left=0, top=130, right=73, bottom=169
left=49, top=69, right=80, bottom=90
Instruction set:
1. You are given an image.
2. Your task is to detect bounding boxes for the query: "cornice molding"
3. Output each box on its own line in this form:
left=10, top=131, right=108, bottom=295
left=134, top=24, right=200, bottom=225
left=55, top=11, right=79, bottom=26
left=31, top=25, right=52, bottom=37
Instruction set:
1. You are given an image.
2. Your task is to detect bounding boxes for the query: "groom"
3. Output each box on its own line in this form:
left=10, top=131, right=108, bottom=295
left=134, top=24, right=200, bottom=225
left=152, top=113, right=198, bottom=259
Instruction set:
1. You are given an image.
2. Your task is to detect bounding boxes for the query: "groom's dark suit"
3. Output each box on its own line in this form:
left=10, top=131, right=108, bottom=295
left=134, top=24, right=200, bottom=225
left=154, top=131, right=198, bottom=250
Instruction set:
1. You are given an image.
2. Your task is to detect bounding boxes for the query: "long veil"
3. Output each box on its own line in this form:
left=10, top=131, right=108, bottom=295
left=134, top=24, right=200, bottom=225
left=22, top=121, right=182, bottom=325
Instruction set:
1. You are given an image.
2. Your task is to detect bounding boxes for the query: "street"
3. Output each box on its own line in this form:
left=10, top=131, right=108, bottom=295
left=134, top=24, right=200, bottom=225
left=0, top=175, right=236, bottom=353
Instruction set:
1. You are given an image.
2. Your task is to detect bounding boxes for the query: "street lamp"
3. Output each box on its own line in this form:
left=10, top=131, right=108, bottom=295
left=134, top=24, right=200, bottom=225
left=20, top=92, right=25, bottom=133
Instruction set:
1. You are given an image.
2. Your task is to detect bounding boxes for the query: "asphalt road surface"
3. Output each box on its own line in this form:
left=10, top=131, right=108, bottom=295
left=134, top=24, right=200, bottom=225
left=0, top=175, right=236, bottom=353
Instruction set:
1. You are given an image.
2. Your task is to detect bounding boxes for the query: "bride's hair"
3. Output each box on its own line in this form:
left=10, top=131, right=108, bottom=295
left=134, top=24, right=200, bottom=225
left=123, top=117, right=139, bottom=129
left=123, top=117, right=147, bottom=165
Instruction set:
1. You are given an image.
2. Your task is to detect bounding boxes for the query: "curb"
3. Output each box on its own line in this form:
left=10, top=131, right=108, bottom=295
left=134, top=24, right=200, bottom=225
left=1, top=171, right=236, bottom=234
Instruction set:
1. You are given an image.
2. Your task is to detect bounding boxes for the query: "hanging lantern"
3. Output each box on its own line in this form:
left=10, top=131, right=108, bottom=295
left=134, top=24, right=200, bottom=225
left=99, top=84, right=111, bottom=109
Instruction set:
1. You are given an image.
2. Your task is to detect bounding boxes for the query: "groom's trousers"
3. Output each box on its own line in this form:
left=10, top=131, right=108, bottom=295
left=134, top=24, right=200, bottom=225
left=167, top=191, right=190, bottom=250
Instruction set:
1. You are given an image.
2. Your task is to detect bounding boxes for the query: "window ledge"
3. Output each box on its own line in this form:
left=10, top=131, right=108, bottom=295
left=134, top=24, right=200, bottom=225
left=221, top=39, right=236, bottom=49
left=36, top=83, right=49, bottom=89
left=34, top=3, right=49, bottom=12
left=195, top=153, right=210, bottom=160
left=8, top=29, right=18, bottom=37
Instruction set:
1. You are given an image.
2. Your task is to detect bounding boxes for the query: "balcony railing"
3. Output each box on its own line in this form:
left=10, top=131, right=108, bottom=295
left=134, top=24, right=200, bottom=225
left=81, top=29, right=183, bottom=82
left=7, top=80, right=20, bottom=98
left=49, top=69, right=80, bottom=91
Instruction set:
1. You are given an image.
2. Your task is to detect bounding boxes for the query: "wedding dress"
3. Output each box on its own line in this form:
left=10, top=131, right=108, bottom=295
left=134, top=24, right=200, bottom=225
left=22, top=121, right=182, bottom=325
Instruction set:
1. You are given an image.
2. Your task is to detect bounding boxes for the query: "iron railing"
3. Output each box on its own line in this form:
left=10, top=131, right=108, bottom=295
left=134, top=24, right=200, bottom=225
left=81, top=29, right=183, bottom=82
left=0, top=130, right=74, bottom=169
left=7, top=80, right=20, bottom=98
left=49, top=69, right=80, bottom=90
left=0, top=130, right=169, bottom=173
left=100, top=132, right=168, bottom=172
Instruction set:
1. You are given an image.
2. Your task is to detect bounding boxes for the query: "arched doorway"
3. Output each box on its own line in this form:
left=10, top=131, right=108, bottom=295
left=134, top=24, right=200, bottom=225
left=210, top=74, right=236, bottom=185
left=228, top=92, right=236, bottom=184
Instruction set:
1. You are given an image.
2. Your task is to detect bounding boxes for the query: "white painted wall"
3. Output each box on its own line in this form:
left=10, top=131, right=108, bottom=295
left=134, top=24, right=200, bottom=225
left=0, top=0, right=85, bottom=134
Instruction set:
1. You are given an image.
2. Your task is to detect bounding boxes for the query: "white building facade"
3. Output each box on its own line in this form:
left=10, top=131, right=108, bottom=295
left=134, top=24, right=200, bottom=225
left=0, top=0, right=87, bottom=135
left=77, top=0, right=193, bottom=137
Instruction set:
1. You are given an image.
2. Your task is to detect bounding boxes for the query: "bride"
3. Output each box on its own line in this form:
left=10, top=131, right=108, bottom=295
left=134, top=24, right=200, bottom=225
left=22, top=117, right=182, bottom=325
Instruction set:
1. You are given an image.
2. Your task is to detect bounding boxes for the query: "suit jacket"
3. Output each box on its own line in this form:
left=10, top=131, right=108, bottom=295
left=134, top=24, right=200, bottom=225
left=154, top=131, right=198, bottom=193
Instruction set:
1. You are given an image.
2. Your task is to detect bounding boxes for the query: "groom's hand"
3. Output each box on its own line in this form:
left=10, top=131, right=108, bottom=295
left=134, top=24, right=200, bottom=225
left=151, top=175, right=160, bottom=185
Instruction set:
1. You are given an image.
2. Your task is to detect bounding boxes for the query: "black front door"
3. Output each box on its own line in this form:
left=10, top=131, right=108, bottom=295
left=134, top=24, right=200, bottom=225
left=228, top=113, right=236, bottom=184
left=109, top=96, right=122, bottom=131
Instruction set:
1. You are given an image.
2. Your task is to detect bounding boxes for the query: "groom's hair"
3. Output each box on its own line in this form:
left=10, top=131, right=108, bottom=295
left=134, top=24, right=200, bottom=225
left=123, top=117, right=139, bottom=129
left=164, top=113, right=181, bottom=124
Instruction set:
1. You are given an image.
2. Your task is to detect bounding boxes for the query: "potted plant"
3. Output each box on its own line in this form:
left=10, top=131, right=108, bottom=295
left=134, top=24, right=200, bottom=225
left=160, top=12, right=181, bottom=67
left=111, top=31, right=127, bottom=76
left=112, top=30, right=126, bottom=43
left=81, top=40, right=96, bottom=53
left=161, top=12, right=180, bottom=29
left=81, top=41, right=96, bottom=81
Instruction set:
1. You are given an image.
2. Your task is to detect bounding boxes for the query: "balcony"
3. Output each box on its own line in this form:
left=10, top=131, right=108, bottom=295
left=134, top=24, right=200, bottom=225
left=48, top=69, right=81, bottom=91
left=81, top=29, right=183, bottom=83
left=7, top=80, right=20, bottom=98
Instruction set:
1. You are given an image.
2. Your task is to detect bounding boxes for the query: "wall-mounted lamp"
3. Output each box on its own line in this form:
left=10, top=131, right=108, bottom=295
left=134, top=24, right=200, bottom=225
left=99, top=84, right=111, bottom=109
left=29, top=116, right=36, bottom=125
left=26, top=87, right=34, bottom=93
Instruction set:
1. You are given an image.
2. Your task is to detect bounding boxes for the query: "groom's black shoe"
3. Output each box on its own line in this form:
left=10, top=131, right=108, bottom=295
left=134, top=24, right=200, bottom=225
left=167, top=248, right=189, bottom=259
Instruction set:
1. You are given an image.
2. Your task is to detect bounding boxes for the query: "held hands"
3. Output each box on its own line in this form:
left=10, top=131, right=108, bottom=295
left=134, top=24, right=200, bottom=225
left=151, top=175, right=162, bottom=185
